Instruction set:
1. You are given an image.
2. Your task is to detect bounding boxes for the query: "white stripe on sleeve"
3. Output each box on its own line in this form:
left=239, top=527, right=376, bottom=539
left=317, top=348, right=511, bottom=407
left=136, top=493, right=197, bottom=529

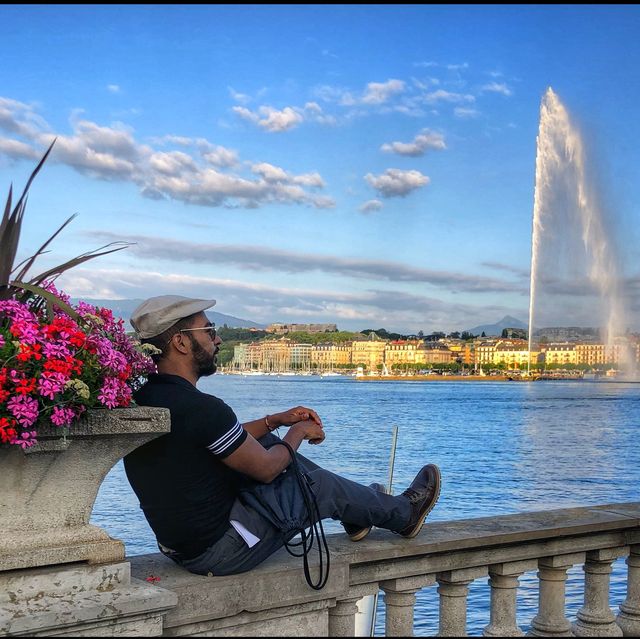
left=206, top=421, right=244, bottom=455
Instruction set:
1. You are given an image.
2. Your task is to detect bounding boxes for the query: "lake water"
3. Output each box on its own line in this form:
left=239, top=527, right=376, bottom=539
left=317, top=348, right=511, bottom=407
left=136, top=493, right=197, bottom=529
left=92, top=376, right=640, bottom=636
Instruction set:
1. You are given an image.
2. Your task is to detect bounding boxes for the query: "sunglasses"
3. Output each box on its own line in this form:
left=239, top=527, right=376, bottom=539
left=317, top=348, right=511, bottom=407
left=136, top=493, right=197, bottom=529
left=178, top=324, right=217, bottom=340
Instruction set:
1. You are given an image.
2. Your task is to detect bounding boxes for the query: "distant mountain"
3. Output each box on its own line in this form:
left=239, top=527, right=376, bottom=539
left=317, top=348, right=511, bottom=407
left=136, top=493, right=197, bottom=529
left=465, top=315, right=527, bottom=337
left=72, top=298, right=266, bottom=330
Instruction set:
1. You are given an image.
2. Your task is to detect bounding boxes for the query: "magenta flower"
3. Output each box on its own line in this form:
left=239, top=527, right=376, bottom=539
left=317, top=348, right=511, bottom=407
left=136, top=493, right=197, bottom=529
left=98, top=377, right=120, bottom=409
left=7, top=395, right=39, bottom=427
left=11, top=430, right=38, bottom=449
left=50, top=406, right=76, bottom=427
left=37, top=372, right=67, bottom=400
left=1, top=286, right=156, bottom=449
left=42, top=342, right=72, bottom=359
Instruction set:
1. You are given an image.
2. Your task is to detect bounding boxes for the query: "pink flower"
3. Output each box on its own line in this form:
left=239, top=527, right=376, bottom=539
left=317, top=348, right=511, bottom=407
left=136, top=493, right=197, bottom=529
left=50, top=406, right=76, bottom=427
left=7, top=395, right=39, bottom=427
left=42, top=342, right=72, bottom=359
left=37, top=372, right=67, bottom=400
left=96, top=338, right=127, bottom=373
left=98, top=377, right=120, bottom=409
left=1, top=287, right=155, bottom=449
left=11, top=430, right=38, bottom=449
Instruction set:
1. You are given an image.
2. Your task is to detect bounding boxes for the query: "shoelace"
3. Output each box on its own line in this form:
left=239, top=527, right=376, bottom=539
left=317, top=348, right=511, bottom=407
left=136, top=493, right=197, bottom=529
left=265, top=440, right=330, bottom=591
left=402, top=487, right=423, bottom=502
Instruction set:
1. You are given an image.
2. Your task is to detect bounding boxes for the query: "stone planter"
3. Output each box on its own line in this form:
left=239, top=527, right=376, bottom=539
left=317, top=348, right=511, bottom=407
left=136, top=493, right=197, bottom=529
left=0, top=406, right=170, bottom=572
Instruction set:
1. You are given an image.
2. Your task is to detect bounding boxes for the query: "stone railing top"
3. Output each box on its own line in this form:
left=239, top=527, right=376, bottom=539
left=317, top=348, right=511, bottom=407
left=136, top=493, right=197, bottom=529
left=129, top=502, right=640, bottom=627
left=32, top=405, right=171, bottom=439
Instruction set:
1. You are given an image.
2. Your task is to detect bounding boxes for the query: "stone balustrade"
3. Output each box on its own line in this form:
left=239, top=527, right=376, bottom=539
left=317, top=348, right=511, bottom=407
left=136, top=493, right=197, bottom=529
left=117, top=502, right=640, bottom=637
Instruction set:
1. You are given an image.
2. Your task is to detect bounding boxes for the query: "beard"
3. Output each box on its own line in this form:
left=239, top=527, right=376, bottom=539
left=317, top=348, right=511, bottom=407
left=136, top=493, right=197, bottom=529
left=187, top=334, right=217, bottom=378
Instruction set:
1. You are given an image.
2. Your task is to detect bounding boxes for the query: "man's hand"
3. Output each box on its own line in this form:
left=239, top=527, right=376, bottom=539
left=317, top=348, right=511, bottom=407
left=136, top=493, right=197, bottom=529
left=273, top=405, right=322, bottom=428
left=289, top=419, right=325, bottom=446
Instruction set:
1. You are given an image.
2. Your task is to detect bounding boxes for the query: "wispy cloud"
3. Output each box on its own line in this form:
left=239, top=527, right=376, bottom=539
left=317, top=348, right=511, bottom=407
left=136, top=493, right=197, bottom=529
left=107, top=84, right=121, bottom=94
left=423, top=89, right=475, bottom=105
left=232, top=101, right=334, bottom=131
left=454, top=107, right=479, bottom=119
left=481, top=81, right=513, bottom=96
left=57, top=266, right=523, bottom=330
left=359, top=199, right=383, bottom=214
left=0, top=96, right=334, bottom=209
left=87, top=231, right=527, bottom=294
left=381, top=129, right=446, bottom=157
left=365, top=168, right=430, bottom=198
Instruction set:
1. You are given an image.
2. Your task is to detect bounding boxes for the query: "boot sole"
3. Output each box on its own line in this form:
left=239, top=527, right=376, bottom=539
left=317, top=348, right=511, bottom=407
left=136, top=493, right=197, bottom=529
left=401, top=465, right=441, bottom=538
left=348, top=525, right=373, bottom=542
left=346, top=482, right=387, bottom=541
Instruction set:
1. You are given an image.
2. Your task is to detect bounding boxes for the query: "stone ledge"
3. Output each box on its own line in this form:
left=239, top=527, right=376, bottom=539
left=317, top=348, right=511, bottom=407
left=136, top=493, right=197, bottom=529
left=129, top=501, right=639, bottom=632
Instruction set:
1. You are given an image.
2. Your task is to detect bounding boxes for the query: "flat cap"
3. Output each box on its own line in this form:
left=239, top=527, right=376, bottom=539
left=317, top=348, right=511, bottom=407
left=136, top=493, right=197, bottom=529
left=130, top=295, right=216, bottom=339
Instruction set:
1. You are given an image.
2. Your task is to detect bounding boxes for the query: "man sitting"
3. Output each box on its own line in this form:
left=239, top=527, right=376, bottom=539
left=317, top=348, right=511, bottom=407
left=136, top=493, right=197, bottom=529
left=124, top=295, right=441, bottom=578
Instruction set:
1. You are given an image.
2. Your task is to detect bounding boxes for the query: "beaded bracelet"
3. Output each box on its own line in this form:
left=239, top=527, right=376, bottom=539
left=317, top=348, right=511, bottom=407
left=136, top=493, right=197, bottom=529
left=265, top=414, right=278, bottom=432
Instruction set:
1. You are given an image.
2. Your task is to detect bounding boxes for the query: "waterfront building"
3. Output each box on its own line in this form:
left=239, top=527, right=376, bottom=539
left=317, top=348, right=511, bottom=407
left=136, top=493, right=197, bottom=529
left=575, top=343, right=607, bottom=366
left=420, top=343, right=454, bottom=365
left=289, top=343, right=312, bottom=371
left=311, top=343, right=351, bottom=371
left=542, top=343, right=577, bottom=366
left=246, top=342, right=263, bottom=370
left=351, top=333, right=386, bottom=371
left=474, top=339, right=498, bottom=368
left=384, top=339, right=422, bottom=368
left=493, top=342, right=537, bottom=370
left=260, top=338, right=292, bottom=373
left=232, top=343, right=250, bottom=371
left=462, top=342, right=475, bottom=366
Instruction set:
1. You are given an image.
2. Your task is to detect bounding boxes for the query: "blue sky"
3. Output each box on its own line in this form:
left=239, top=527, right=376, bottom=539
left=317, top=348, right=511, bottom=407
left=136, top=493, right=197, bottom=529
left=1, top=5, right=639, bottom=333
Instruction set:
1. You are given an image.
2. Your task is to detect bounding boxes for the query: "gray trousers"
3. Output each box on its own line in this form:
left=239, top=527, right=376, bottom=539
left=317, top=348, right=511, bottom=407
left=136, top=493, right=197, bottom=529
left=168, top=433, right=411, bottom=576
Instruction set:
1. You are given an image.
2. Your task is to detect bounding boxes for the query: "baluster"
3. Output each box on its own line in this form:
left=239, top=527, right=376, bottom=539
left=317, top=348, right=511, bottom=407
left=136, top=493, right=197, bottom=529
left=484, top=559, right=537, bottom=637
left=380, top=575, right=435, bottom=637
left=573, top=547, right=627, bottom=637
left=437, top=566, right=488, bottom=637
left=328, top=596, right=361, bottom=637
left=528, top=552, right=585, bottom=637
left=617, top=544, right=640, bottom=637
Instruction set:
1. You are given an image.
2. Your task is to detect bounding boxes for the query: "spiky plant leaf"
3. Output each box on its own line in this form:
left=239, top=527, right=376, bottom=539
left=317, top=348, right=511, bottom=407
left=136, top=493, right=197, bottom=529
left=11, top=281, right=84, bottom=323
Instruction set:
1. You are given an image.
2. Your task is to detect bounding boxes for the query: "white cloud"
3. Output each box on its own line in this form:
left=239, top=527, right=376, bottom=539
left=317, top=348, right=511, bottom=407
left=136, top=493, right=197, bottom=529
left=228, top=87, right=251, bottom=104
left=0, top=95, right=333, bottom=209
left=481, top=82, right=512, bottom=96
left=359, top=199, right=383, bottom=214
left=423, top=90, right=475, bottom=105
left=454, top=107, right=479, bottom=119
left=361, top=79, right=406, bottom=105
left=365, top=168, right=430, bottom=198
left=148, top=150, right=197, bottom=176
left=200, top=145, right=239, bottom=168
left=233, top=105, right=304, bottom=132
left=56, top=265, right=524, bottom=331
left=381, top=129, right=446, bottom=157
left=107, top=84, right=121, bottom=94
left=89, top=231, right=527, bottom=294
left=0, top=137, right=39, bottom=160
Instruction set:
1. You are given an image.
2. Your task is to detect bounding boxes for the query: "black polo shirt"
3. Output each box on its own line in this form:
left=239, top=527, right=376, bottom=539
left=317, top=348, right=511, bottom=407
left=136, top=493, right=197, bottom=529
left=123, top=373, right=248, bottom=558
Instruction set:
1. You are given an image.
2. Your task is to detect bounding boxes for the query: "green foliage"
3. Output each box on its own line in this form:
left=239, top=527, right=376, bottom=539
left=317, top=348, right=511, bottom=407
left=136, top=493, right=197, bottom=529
left=281, top=330, right=361, bottom=344
left=359, top=328, right=406, bottom=340
left=217, top=326, right=268, bottom=342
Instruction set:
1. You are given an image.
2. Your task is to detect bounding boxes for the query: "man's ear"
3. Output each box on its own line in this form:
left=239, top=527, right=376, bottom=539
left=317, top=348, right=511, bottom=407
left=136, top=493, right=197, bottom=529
left=168, top=333, right=190, bottom=355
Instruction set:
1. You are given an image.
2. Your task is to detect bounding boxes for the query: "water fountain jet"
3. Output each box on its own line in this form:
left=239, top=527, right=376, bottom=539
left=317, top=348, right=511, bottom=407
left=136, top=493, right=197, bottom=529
left=527, top=88, right=635, bottom=377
